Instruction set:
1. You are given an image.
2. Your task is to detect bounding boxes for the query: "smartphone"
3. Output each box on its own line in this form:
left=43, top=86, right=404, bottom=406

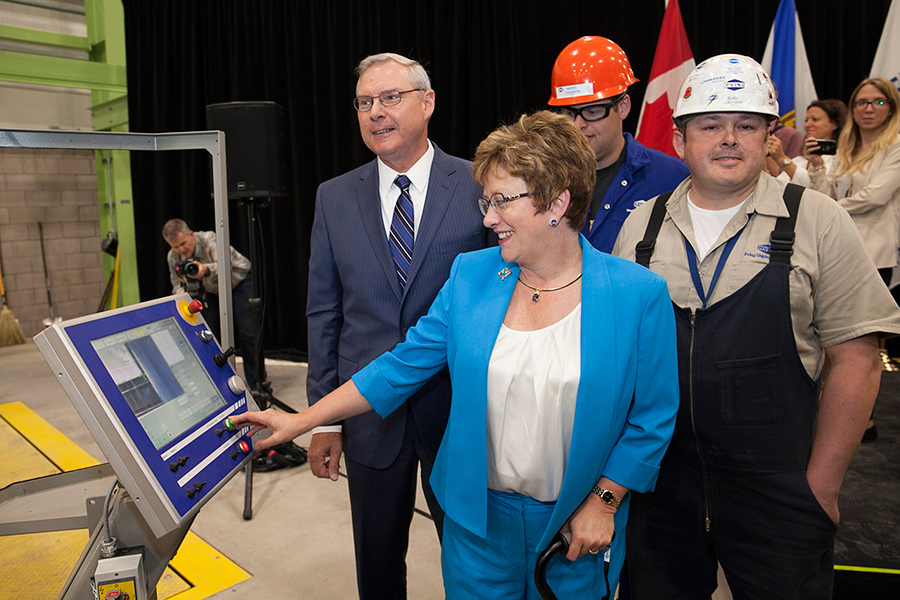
left=811, top=139, right=837, bottom=155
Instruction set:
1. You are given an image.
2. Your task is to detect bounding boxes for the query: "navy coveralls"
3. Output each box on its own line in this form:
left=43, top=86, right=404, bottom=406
left=627, top=187, right=837, bottom=599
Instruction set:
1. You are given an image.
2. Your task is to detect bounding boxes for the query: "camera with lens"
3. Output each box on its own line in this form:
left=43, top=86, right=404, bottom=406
left=174, top=259, right=201, bottom=278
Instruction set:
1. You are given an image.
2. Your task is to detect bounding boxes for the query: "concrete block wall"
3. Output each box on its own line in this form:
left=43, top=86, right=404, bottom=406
left=0, top=148, right=103, bottom=337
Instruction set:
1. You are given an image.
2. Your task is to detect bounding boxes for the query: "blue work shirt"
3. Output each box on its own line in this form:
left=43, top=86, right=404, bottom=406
left=583, top=133, right=689, bottom=253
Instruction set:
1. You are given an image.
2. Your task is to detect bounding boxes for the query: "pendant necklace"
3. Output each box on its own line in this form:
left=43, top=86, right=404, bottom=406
left=517, top=272, right=583, bottom=302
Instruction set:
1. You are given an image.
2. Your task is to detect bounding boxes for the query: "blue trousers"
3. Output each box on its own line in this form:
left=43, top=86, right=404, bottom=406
left=442, top=490, right=617, bottom=599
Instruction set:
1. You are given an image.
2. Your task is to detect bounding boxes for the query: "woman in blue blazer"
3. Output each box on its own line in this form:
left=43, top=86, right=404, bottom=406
left=234, top=111, right=678, bottom=599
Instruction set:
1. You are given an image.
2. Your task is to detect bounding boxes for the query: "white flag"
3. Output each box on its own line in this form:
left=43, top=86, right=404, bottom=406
left=870, top=0, right=900, bottom=93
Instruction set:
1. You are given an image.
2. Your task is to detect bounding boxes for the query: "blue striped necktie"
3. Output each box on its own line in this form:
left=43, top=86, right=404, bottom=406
left=389, top=174, right=414, bottom=287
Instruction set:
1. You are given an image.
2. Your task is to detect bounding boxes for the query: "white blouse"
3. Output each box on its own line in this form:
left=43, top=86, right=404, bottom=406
left=485, top=303, right=582, bottom=502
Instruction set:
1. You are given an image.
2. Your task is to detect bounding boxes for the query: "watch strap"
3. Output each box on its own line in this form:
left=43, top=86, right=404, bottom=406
left=590, top=485, right=621, bottom=508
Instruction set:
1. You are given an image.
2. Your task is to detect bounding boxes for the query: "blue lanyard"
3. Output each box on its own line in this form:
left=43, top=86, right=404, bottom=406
left=684, top=227, right=745, bottom=309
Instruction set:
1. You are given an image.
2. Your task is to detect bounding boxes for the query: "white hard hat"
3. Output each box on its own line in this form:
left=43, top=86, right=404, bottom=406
left=673, top=54, right=779, bottom=124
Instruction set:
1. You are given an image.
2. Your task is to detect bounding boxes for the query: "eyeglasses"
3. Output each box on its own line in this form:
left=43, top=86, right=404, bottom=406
left=557, top=95, right=625, bottom=122
left=478, top=192, right=531, bottom=216
left=353, top=89, right=424, bottom=112
left=853, top=98, right=888, bottom=109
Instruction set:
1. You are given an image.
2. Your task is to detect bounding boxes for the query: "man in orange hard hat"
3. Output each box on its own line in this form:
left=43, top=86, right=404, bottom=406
left=549, top=36, right=688, bottom=253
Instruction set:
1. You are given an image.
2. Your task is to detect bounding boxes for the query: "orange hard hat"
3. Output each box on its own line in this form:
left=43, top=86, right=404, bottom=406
left=548, top=36, right=638, bottom=106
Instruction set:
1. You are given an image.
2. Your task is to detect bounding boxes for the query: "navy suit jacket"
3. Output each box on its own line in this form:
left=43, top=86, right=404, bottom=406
left=307, top=144, right=490, bottom=468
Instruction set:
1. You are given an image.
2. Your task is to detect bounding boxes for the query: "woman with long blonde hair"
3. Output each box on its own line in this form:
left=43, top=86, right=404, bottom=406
left=810, top=77, right=900, bottom=279
left=810, top=77, right=900, bottom=442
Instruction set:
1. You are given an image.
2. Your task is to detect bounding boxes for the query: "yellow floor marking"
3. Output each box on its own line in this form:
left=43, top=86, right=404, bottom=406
left=0, top=530, right=89, bottom=600
left=158, top=565, right=192, bottom=598
left=0, top=415, right=59, bottom=488
left=0, top=402, right=251, bottom=599
left=0, top=401, right=99, bottom=471
left=835, top=564, right=900, bottom=575
left=167, top=531, right=251, bottom=599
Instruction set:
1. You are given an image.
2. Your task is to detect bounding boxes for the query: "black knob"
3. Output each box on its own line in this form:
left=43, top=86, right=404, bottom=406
left=186, top=488, right=196, bottom=499
left=193, top=481, right=206, bottom=491
left=230, top=451, right=239, bottom=460
left=213, top=347, right=236, bottom=367
left=215, top=428, right=225, bottom=437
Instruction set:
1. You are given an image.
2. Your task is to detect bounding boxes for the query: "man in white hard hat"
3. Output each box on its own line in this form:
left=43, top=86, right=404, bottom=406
left=548, top=36, right=688, bottom=253
left=613, top=54, right=900, bottom=598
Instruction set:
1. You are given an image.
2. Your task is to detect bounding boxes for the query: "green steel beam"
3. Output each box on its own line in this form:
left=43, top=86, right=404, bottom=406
left=86, top=0, right=138, bottom=306
left=92, top=96, right=129, bottom=138
left=0, top=0, right=139, bottom=305
left=0, top=50, right=126, bottom=92
left=0, top=24, right=92, bottom=51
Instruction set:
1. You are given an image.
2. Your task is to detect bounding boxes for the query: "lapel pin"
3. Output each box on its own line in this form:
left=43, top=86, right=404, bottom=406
left=498, top=268, right=511, bottom=280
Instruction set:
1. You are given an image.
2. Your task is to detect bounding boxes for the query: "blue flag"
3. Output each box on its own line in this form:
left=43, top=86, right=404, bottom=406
left=761, top=0, right=818, bottom=128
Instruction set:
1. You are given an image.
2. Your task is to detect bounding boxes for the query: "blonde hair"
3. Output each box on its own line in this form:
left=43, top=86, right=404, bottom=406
left=835, top=77, right=900, bottom=178
left=472, top=111, right=596, bottom=232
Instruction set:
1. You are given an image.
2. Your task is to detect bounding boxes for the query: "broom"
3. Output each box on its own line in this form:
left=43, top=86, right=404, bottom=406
left=0, top=245, right=27, bottom=346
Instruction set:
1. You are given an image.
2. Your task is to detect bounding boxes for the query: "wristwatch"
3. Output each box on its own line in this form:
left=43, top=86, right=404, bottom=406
left=780, top=157, right=792, bottom=167
left=590, top=485, right=621, bottom=508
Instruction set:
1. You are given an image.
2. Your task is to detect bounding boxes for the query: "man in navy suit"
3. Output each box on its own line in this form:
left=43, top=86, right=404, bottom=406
left=306, top=53, right=490, bottom=600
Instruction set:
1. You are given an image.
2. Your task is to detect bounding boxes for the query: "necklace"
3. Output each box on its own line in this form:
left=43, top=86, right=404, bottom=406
left=517, top=273, right=583, bottom=302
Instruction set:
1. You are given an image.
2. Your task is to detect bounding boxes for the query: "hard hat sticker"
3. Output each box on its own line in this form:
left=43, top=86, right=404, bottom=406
left=555, top=83, right=594, bottom=99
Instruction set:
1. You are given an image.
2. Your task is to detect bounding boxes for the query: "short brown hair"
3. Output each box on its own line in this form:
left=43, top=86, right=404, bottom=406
left=472, top=111, right=595, bottom=231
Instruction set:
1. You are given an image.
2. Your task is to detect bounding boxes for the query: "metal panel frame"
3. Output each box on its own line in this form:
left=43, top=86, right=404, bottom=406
left=0, top=128, right=234, bottom=351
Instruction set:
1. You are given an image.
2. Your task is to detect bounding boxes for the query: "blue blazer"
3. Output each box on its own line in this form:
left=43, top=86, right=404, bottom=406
left=353, top=238, right=679, bottom=551
left=307, top=144, right=490, bottom=468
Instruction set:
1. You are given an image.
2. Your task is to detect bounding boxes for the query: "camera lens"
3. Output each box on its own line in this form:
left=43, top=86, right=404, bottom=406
left=185, top=261, right=199, bottom=277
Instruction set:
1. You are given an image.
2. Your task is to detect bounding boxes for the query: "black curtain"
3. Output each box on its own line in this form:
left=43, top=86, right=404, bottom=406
left=123, top=0, right=893, bottom=360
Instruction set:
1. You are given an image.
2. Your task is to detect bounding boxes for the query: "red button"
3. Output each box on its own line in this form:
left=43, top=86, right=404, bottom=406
left=239, top=441, right=250, bottom=453
left=188, top=299, right=203, bottom=314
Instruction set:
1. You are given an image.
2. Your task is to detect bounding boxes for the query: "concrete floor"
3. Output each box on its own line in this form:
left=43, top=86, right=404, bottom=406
left=0, top=337, right=744, bottom=600
left=0, top=340, right=443, bottom=600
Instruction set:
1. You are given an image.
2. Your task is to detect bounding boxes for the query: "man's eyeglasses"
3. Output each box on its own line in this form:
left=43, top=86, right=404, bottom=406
left=353, top=89, right=424, bottom=112
left=557, top=94, right=625, bottom=122
left=853, top=98, right=888, bottom=109
left=478, top=192, right=531, bottom=216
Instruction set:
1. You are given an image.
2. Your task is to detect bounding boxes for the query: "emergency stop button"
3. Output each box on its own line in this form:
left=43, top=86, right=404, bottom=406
left=178, top=298, right=204, bottom=323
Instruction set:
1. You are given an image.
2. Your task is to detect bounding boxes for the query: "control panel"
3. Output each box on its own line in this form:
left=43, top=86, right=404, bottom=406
left=34, top=294, right=259, bottom=537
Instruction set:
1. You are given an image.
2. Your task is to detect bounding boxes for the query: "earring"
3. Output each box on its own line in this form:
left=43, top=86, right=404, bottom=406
left=550, top=219, right=558, bottom=227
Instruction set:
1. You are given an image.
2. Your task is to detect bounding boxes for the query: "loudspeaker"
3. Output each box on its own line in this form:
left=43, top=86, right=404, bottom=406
left=206, top=101, right=288, bottom=199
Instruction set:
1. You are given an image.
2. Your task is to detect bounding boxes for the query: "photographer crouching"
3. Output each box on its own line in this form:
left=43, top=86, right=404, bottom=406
left=162, top=218, right=258, bottom=391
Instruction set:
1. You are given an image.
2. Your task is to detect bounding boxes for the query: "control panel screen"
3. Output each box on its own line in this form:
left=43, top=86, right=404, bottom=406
left=90, top=316, right=228, bottom=450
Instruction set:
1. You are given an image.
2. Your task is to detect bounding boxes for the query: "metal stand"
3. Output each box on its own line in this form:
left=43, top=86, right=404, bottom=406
left=240, top=197, right=299, bottom=521
left=0, top=464, right=191, bottom=600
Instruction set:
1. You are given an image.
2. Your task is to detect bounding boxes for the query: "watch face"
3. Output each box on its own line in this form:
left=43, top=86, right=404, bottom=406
left=600, top=490, right=615, bottom=503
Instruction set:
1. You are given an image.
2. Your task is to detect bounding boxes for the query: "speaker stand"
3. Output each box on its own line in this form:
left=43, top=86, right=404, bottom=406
left=239, top=197, right=300, bottom=521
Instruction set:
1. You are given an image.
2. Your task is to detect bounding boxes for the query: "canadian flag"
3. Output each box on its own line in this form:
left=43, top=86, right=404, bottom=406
left=635, top=0, right=695, bottom=157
